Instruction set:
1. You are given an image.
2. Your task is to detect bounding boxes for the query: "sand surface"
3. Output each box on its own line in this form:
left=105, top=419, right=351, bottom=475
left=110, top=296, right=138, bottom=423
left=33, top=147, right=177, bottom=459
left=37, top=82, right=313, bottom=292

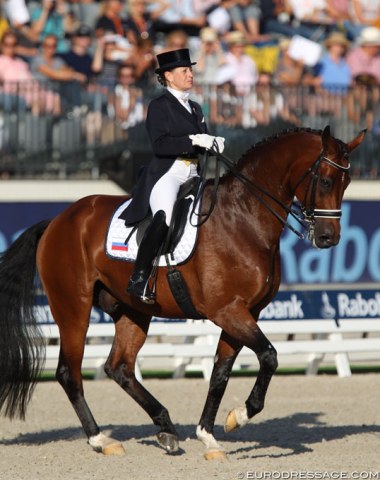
left=1, top=375, right=380, bottom=480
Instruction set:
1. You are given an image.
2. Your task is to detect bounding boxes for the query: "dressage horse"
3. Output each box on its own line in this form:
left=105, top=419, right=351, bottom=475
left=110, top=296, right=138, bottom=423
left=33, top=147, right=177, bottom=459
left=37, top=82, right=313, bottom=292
left=0, top=126, right=365, bottom=460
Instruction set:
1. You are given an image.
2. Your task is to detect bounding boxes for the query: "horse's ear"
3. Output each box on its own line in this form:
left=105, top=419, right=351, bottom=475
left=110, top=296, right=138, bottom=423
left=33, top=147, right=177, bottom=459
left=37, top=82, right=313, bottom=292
left=321, top=125, right=331, bottom=151
left=347, top=129, right=367, bottom=152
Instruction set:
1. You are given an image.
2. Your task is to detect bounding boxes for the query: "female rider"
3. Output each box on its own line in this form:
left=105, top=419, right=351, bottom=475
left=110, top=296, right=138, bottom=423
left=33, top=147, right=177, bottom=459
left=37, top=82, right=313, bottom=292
left=119, top=48, right=225, bottom=303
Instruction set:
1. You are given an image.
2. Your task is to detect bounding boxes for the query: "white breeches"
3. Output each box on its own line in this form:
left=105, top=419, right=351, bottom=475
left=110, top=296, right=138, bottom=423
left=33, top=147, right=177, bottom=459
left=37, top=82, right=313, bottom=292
left=149, top=160, right=198, bottom=226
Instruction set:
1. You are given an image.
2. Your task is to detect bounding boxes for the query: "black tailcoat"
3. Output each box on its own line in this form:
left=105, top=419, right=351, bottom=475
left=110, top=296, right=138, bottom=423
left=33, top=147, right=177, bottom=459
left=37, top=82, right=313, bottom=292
left=119, top=89, right=208, bottom=226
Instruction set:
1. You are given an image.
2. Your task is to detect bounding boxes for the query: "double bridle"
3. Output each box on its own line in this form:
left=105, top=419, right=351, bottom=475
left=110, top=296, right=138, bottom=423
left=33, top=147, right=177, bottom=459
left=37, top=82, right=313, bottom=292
left=191, top=142, right=351, bottom=240
left=294, top=153, right=351, bottom=220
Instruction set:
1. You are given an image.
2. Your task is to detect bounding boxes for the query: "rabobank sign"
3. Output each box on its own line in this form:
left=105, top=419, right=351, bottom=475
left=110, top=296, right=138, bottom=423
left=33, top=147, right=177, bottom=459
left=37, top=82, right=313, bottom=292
left=280, top=201, right=380, bottom=284
left=260, top=289, right=380, bottom=320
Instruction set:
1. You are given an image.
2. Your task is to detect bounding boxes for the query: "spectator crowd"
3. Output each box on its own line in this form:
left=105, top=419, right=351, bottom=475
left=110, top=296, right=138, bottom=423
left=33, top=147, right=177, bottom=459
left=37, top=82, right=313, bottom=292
left=0, top=0, right=379, bottom=136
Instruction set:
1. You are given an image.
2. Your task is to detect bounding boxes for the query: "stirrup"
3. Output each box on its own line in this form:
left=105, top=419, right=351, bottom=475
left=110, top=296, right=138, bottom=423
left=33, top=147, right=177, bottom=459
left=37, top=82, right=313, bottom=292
left=140, top=283, right=156, bottom=305
left=127, top=277, right=156, bottom=304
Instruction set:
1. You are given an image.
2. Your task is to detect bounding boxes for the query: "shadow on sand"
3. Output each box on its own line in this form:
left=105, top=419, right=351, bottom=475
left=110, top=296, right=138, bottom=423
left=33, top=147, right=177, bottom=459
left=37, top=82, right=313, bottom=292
left=2, top=411, right=379, bottom=459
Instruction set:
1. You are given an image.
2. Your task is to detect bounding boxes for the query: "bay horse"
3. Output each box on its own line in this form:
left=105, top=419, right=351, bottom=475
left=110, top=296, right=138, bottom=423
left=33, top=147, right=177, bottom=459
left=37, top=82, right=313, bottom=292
left=0, top=126, right=365, bottom=460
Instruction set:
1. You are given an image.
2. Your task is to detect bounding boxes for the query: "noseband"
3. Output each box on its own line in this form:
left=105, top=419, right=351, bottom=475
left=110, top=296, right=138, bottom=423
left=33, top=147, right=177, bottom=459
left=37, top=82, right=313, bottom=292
left=295, top=153, right=351, bottom=223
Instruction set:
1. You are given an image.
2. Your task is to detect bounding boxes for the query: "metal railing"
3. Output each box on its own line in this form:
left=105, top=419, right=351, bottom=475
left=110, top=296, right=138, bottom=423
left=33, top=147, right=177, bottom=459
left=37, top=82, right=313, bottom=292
left=0, top=80, right=379, bottom=182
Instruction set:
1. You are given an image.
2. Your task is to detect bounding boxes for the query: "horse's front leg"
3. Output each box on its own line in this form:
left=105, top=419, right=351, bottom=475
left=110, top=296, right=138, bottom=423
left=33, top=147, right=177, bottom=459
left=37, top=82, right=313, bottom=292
left=197, top=331, right=242, bottom=460
left=198, top=304, right=277, bottom=459
left=224, top=321, right=278, bottom=433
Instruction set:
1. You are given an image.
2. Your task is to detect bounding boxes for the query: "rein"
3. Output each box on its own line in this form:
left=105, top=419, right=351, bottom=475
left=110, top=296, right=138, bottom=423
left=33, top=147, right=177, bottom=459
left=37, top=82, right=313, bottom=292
left=190, top=150, right=221, bottom=227
left=191, top=140, right=350, bottom=239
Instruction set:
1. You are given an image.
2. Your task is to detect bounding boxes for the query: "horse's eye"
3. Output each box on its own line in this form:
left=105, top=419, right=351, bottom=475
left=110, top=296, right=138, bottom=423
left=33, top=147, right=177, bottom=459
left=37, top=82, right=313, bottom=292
left=320, top=177, right=332, bottom=189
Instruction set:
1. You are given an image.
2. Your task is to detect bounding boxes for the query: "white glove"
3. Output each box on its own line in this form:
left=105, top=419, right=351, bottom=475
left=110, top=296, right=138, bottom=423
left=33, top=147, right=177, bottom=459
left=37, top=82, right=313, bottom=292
left=189, top=134, right=225, bottom=153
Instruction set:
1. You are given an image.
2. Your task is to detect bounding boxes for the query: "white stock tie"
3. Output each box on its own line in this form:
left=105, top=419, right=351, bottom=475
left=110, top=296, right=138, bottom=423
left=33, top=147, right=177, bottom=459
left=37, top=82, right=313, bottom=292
left=180, top=93, right=191, bottom=113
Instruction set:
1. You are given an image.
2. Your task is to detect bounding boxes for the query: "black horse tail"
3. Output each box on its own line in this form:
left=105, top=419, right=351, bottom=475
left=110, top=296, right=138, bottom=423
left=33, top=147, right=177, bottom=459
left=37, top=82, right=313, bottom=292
left=0, top=220, right=50, bottom=419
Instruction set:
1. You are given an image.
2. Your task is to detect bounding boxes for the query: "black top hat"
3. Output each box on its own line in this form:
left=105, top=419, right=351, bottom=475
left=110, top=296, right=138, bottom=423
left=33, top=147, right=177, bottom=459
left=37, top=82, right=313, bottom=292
left=155, top=48, right=196, bottom=74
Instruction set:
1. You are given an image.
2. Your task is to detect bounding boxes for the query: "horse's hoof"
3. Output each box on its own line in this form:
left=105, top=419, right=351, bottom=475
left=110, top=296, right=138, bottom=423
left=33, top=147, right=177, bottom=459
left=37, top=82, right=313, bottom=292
left=225, top=406, right=249, bottom=433
left=157, top=432, right=179, bottom=453
left=204, top=449, right=228, bottom=461
left=225, top=409, right=239, bottom=433
left=89, top=433, right=126, bottom=456
left=102, top=442, right=126, bottom=456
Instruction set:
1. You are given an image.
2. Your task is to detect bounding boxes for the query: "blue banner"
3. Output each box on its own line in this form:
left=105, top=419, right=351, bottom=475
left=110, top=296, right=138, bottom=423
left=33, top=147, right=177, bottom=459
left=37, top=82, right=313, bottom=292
left=259, top=288, right=380, bottom=321
left=34, top=289, right=380, bottom=324
left=1, top=200, right=380, bottom=284
left=280, top=201, right=380, bottom=284
left=0, top=202, right=70, bottom=253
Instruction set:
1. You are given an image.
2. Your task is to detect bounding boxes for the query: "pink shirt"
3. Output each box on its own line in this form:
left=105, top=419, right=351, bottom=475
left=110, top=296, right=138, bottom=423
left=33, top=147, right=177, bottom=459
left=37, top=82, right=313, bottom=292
left=331, top=0, right=349, bottom=14
left=225, top=52, right=259, bottom=95
left=0, top=55, right=51, bottom=108
left=0, top=55, right=34, bottom=83
left=346, top=47, right=380, bottom=83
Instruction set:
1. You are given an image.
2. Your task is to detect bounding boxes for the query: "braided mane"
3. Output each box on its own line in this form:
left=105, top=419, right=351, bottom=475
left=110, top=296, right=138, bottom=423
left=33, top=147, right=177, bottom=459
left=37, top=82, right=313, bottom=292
left=238, top=127, right=324, bottom=165
left=237, top=127, right=349, bottom=167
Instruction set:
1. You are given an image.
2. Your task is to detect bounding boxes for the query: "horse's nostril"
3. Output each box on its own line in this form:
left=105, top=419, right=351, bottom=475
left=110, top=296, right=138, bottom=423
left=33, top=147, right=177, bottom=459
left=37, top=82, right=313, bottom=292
left=318, top=234, right=338, bottom=248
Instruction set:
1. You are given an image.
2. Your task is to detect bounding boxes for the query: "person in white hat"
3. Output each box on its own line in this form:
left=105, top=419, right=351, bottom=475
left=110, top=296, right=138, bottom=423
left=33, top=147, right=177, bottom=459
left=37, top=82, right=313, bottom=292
left=346, top=26, right=380, bottom=84
left=195, top=27, right=226, bottom=85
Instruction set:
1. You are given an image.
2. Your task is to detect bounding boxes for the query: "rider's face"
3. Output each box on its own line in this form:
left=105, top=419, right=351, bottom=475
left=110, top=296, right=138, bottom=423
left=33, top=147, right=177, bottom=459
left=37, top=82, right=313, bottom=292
left=165, top=66, right=193, bottom=91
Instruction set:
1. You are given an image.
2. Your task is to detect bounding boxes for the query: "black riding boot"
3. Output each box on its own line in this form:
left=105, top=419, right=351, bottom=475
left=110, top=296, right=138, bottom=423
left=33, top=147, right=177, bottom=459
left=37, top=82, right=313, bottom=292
left=127, top=210, right=168, bottom=303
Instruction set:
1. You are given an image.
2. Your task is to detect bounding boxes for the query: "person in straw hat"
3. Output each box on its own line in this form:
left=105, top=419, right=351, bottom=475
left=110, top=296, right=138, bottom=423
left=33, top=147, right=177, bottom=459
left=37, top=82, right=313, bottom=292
left=310, top=31, right=352, bottom=92
left=346, top=26, right=380, bottom=84
left=219, top=30, right=259, bottom=95
left=119, top=47, right=225, bottom=303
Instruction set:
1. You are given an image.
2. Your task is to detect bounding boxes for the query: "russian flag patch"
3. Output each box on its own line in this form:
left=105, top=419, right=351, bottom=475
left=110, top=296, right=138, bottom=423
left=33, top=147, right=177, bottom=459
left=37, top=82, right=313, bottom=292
left=111, top=242, right=129, bottom=252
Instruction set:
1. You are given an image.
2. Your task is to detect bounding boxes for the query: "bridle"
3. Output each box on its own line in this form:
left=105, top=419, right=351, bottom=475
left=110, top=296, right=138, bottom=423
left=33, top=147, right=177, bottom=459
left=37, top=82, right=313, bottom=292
left=191, top=141, right=351, bottom=240
left=293, top=152, right=351, bottom=221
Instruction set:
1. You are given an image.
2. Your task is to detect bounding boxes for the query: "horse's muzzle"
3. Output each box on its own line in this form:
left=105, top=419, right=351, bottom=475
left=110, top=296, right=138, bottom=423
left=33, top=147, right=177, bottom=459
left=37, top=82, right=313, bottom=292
left=314, top=222, right=340, bottom=249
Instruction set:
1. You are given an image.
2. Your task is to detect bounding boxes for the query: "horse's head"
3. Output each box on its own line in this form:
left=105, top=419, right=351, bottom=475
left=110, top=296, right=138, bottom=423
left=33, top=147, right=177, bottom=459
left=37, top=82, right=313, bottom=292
left=293, top=126, right=366, bottom=249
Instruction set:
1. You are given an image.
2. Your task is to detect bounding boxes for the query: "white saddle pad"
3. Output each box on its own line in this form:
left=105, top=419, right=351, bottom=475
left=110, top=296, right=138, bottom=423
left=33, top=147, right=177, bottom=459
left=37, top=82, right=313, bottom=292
left=106, top=199, right=199, bottom=266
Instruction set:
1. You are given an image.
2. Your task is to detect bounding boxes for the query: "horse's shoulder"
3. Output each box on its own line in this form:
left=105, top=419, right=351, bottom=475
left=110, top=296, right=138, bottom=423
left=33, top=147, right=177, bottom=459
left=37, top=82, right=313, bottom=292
left=65, top=195, right=130, bottom=217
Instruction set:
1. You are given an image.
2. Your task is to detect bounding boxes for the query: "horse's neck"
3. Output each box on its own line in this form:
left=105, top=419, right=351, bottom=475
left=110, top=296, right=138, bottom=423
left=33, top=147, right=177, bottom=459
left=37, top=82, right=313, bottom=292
left=213, top=145, right=297, bottom=246
left=211, top=182, right=287, bottom=250
left=238, top=145, right=294, bottom=193
left=230, top=149, right=294, bottom=205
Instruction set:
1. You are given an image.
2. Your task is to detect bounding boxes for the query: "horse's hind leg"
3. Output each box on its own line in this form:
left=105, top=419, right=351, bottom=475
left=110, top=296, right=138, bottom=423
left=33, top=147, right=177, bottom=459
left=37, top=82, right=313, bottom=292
left=52, top=303, right=126, bottom=456
left=56, top=320, right=125, bottom=456
left=41, top=269, right=124, bottom=455
left=104, top=309, right=179, bottom=453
